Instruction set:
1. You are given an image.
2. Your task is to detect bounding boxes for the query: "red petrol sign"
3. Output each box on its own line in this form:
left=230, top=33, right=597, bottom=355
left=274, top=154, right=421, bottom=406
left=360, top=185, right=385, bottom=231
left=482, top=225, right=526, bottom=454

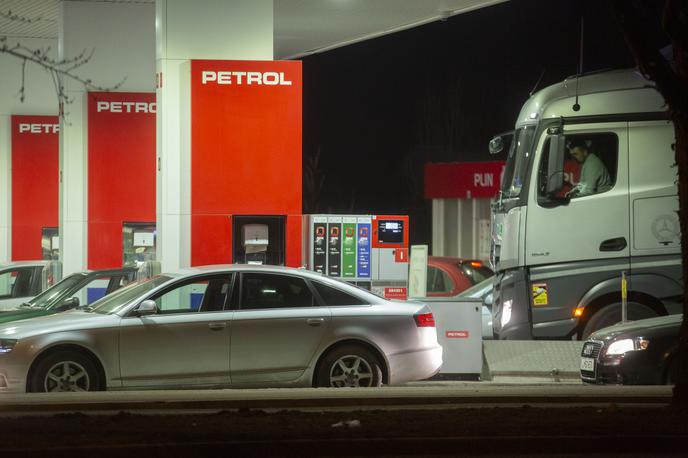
left=190, top=60, right=302, bottom=267
left=11, top=115, right=59, bottom=261
left=87, top=92, right=156, bottom=269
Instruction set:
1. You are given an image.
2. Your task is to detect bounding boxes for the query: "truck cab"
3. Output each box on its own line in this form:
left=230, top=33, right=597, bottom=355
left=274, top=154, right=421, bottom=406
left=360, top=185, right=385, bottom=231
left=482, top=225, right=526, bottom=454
left=490, top=69, right=681, bottom=340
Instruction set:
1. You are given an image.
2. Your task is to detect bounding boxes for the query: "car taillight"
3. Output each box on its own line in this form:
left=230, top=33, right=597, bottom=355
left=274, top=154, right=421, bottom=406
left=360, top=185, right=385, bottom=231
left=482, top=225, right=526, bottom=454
left=414, top=312, right=435, bottom=327
left=470, top=261, right=482, bottom=268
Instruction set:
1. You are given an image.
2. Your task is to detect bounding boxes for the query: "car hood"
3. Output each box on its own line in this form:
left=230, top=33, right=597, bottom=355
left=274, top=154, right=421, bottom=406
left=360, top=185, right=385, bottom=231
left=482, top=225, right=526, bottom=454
left=0, top=310, right=115, bottom=340
left=0, top=307, right=52, bottom=325
left=590, top=313, right=683, bottom=340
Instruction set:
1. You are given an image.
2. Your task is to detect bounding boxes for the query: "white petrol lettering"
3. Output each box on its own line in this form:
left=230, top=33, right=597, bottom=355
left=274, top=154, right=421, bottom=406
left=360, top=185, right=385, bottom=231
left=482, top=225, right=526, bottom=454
left=201, top=71, right=292, bottom=86
left=18, top=123, right=59, bottom=134
left=96, top=101, right=156, bottom=113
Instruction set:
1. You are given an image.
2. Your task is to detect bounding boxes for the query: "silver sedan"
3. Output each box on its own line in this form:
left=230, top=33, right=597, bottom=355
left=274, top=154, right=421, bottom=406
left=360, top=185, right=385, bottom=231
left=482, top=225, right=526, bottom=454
left=0, top=265, right=442, bottom=392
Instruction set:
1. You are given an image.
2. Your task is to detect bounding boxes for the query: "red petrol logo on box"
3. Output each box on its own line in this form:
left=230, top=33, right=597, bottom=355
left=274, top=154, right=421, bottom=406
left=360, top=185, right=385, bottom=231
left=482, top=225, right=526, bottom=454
left=384, top=287, right=407, bottom=300
left=446, top=330, right=469, bottom=339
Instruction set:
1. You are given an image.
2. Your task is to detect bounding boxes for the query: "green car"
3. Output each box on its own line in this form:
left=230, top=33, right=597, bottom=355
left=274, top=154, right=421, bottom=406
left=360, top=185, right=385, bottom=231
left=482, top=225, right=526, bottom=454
left=0, top=268, right=137, bottom=325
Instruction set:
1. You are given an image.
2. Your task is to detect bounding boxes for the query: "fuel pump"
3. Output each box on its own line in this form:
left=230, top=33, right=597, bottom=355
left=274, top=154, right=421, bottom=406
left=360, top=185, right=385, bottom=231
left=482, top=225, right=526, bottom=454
left=304, top=214, right=409, bottom=299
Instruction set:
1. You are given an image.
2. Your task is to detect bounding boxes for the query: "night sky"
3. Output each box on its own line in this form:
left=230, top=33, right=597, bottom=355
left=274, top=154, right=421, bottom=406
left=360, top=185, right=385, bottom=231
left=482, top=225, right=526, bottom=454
left=301, top=0, right=667, bottom=247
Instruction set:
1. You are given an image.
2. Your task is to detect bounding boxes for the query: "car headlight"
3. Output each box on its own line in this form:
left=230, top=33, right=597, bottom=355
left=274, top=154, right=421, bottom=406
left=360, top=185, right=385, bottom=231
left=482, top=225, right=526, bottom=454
left=0, top=339, right=18, bottom=354
left=605, top=337, right=649, bottom=356
left=501, top=299, right=513, bottom=328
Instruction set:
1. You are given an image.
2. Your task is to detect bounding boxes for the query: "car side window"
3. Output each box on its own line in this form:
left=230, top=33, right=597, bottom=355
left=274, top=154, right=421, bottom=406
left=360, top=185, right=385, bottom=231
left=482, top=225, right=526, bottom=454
left=426, top=266, right=453, bottom=294
left=151, top=275, right=232, bottom=314
left=72, top=276, right=112, bottom=306
left=0, top=268, right=34, bottom=299
left=240, top=273, right=314, bottom=310
left=312, top=281, right=366, bottom=306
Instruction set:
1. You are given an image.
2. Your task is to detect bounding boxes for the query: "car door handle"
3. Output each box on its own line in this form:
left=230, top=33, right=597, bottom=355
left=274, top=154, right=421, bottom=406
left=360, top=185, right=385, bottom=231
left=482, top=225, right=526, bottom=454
left=306, top=318, right=325, bottom=327
left=208, top=322, right=227, bottom=331
left=599, top=237, right=627, bottom=252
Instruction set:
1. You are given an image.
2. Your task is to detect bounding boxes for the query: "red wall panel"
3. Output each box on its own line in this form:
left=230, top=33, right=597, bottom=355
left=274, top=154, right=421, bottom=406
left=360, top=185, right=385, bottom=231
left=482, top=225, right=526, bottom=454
left=190, top=60, right=302, bottom=266
left=87, top=92, right=156, bottom=269
left=11, top=116, right=59, bottom=260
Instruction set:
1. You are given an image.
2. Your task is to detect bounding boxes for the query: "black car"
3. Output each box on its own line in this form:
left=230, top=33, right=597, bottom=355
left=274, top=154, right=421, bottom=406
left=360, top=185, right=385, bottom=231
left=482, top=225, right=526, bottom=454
left=580, top=313, right=682, bottom=385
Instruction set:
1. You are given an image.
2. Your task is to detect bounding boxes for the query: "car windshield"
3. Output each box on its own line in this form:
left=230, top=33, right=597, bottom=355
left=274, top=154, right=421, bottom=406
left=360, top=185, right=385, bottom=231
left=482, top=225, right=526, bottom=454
left=23, top=273, right=88, bottom=309
left=457, top=262, right=493, bottom=286
left=500, top=126, right=535, bottom=198
left=457, top=277, right=493, bottom=299
left=89, top=275, right=172, bottom=314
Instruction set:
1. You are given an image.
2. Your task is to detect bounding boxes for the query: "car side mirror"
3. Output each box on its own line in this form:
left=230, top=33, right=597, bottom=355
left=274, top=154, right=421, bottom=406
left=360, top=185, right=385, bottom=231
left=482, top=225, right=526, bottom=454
left=57, top=296, right=79, bottom=312
left=545, top=134, right=566, bottom=196
left=136, top=299, right=158, bottom=316
left=483, top=293, right=493, bottom=309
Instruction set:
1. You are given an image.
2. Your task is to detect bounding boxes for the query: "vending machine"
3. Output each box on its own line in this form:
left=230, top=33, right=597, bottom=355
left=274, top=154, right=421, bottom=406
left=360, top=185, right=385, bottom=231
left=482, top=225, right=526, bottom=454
left=304, top=214, right=409, bottom=300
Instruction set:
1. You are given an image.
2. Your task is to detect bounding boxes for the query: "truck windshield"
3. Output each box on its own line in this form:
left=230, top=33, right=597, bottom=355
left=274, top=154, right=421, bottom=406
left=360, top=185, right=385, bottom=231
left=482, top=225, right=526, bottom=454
left=500, top=126, right=535, bottom=198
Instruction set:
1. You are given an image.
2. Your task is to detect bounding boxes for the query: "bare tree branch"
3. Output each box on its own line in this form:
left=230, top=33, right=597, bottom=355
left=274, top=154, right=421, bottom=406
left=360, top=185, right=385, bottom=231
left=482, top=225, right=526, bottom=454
left=1, top=9, right=127, bottom=117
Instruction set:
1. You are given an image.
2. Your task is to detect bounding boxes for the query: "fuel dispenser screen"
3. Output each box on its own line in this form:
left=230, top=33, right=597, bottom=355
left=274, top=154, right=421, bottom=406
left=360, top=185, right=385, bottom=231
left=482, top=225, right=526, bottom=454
left=378, top=220, right=404, bottom=244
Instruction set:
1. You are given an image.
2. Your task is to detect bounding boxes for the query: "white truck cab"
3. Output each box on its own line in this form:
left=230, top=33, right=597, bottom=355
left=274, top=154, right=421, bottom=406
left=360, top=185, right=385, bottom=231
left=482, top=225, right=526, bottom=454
left=490, top=69, right=681, bottom=340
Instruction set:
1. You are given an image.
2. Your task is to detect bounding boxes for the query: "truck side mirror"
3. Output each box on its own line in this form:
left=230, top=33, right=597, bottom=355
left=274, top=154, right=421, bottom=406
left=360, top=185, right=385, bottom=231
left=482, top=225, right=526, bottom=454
left=545, top=134, right=566, bottom=196
left=489, top=136, right=504, bottom=154
left=488, top=131, right=514, bottom=155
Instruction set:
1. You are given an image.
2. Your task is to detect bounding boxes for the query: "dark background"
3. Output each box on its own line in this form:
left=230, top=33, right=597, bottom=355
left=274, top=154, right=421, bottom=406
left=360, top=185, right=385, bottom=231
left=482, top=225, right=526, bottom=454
left=300, top=0, right=667, bottom=249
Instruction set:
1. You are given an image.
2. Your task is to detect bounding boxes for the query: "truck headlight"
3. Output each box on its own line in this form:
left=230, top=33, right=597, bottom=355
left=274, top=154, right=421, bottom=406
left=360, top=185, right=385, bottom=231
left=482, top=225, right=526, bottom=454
left=0, top=339, right=18, bottom=354
left=501, top=299, right=512, bottom=328
left=605, top=337, right=649, bottom=356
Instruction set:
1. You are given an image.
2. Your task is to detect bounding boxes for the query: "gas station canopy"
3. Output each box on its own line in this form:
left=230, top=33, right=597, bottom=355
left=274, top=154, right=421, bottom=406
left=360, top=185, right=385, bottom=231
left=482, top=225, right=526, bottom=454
left=0, top=0, right=506, bottom=58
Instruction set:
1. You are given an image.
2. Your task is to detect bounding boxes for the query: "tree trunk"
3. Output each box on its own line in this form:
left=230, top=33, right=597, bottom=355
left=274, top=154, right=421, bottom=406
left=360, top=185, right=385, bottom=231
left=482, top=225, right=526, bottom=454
left=610, top=0, right=688, bottom=409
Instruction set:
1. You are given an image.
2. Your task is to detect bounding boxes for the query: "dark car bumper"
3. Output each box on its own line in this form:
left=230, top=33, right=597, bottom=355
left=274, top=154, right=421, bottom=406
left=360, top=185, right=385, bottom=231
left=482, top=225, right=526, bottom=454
left=581, top=352, right=664, bottom=385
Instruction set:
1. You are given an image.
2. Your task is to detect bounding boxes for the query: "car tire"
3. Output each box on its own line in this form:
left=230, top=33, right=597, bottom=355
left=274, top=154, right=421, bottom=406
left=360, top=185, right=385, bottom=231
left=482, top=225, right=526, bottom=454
left=29, top=350, right=101, bottom=393
left=581, top=302, right=657, bottom=339
left=315, top=345, right=382, bottom=388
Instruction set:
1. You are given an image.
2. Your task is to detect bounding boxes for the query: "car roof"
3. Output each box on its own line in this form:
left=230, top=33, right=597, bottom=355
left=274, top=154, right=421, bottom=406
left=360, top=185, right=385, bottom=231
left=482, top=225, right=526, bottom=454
left=0, top=260, right=51, bottom=269
left=67, top=267, right=138, bottom=277
left=164, top=264, right=324, bottom=277
left=159, top=264, right=386, bottom=302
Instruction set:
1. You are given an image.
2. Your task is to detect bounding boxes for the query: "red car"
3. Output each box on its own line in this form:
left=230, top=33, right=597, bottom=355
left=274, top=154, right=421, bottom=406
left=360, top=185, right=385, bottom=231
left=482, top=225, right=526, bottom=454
left=426, top=256, right=493, bottom=297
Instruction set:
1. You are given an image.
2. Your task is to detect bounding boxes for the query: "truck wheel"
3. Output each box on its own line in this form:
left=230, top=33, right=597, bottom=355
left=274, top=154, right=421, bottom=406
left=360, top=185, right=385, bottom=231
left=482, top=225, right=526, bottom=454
left=581, top=302, right=657, bottom=339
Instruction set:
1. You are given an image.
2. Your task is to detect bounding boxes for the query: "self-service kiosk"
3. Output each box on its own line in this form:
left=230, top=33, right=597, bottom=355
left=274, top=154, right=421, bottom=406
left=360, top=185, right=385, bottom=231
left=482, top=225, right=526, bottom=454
left=232, top=215, right=285, bottom=265
left=122, top=222, right=156, bottom=267
left=305, top=214, right=409, bottom=299
left=41, top=227, right=59, bottom=260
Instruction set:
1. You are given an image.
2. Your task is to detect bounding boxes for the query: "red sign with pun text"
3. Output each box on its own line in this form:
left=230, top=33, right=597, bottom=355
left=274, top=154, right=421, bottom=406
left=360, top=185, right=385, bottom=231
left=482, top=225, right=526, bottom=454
left=424, top=161, right=505, bottom=199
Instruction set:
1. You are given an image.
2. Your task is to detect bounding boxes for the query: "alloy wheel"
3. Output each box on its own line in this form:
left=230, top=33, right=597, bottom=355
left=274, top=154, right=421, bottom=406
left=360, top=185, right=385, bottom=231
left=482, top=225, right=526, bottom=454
left=328, top=354, right=374, bottom=387
left=43, top=360, right=91, bottom=392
